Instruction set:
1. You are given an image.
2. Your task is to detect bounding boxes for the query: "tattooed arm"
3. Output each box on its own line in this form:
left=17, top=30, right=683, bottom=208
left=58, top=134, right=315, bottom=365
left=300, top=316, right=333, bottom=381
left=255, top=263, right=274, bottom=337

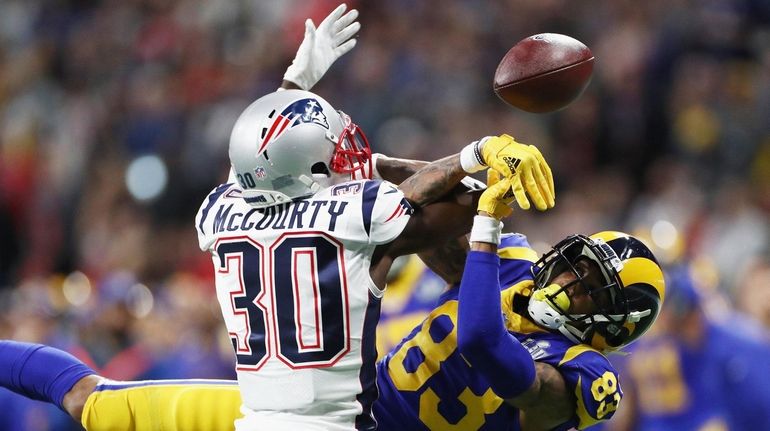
left=369, top=154, right=481, bottom=288
left=417, top=236, right=469, bottom=285
left=373, top=154, right=428, bottom=184
left=397, top=154, right=468, bottom=206
left=376, top=154, right=486, bottom=206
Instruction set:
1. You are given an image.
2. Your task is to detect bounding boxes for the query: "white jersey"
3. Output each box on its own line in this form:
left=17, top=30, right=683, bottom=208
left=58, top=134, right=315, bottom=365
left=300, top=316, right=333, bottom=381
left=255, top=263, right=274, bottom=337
left=195, top=179, right=413, bottom=430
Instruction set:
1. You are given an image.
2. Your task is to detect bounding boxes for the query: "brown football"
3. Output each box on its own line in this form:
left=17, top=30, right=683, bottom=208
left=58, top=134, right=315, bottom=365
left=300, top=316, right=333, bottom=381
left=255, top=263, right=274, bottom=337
left=493, top=33, right=594, bottom=113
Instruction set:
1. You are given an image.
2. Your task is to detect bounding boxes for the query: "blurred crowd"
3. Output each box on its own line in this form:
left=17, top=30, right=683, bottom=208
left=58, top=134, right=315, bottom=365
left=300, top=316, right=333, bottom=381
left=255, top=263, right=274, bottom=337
left=1, top=0, right=769, bottom=429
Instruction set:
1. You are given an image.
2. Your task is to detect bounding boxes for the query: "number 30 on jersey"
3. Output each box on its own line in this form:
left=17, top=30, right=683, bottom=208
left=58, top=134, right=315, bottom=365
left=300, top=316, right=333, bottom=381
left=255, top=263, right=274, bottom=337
left=214, top=233, right=350, bottom=370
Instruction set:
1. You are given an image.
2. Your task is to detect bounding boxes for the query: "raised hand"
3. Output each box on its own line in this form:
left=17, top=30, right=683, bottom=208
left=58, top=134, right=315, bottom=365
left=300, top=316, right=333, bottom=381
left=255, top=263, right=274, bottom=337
left=477, top=170, right=517, bottom=219
left=480, top=134, right=555, bottom=211
left=477, top=171, right=516, bottom=219
left=283, top=3, right=361, bottom=91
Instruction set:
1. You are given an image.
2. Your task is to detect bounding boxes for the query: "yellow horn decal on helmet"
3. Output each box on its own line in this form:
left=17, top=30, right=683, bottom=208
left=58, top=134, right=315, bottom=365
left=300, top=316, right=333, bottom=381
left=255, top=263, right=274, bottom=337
left=623, top=321, right=636, bottom=334
left=532, top=283, right=571, bottom=310
left=590, top=231, right=627, bottom=243
left=618, top=257, right=666, bottom=302
left=590, top=333, right=610, bottom=351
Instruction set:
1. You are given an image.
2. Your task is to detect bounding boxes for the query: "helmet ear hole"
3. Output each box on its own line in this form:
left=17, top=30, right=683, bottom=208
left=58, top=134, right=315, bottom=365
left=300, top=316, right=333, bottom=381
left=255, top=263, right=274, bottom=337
left=311, top=162, right=330, bottom=176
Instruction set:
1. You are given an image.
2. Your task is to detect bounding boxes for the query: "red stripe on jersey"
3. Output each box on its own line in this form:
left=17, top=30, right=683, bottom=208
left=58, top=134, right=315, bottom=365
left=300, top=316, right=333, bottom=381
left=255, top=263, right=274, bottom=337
left=384, top=205, right=402, bottom=222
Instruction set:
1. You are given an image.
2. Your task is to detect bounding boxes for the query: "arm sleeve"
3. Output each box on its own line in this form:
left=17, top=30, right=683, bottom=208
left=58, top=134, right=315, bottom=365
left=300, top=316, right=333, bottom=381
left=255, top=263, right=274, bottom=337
left=194, top=183, right=233, bottom=251
left=559, top=350, right=623, bottom=429
left=457, top=251, right=536, bottom=399
left=0, top=341, right=95, bottom=411
left=365, top=180, right=414, bottom=245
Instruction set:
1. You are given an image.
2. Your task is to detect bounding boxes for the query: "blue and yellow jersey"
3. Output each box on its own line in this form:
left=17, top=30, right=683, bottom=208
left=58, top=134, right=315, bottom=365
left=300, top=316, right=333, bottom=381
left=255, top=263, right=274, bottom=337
left=373, top=234, right=622, bottom=431
left=377, top=255, right=448, bottom=359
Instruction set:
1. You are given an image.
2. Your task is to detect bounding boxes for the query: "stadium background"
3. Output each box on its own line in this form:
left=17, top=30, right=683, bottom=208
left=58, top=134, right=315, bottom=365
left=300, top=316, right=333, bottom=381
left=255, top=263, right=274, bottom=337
left=0, top=0, right=769, bottom=429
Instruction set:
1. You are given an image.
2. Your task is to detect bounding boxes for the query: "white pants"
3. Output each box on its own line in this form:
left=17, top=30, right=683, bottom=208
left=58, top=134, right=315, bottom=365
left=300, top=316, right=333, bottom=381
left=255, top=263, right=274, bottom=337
left=235, top=407, right=358, bottom=431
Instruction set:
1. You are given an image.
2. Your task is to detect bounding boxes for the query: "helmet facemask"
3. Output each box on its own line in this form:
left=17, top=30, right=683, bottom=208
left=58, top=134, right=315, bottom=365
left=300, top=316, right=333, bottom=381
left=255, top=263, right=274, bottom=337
left=329, top=111, right=372, bottom=181
left=529, top=235, right=633, bottom=349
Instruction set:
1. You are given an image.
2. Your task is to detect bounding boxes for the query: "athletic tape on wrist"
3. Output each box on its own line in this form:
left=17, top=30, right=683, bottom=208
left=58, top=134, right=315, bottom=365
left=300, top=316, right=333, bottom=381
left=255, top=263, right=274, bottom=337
left=460, top=141, right=486, bottom=173
left=469, top=215, right=503, bottom=245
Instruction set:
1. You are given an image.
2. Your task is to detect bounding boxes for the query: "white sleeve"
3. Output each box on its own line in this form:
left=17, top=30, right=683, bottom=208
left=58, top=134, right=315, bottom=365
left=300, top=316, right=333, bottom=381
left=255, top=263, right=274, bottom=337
left=364, top=180, right=414, bottom=245
left=194, top=183, right=233, bottom=251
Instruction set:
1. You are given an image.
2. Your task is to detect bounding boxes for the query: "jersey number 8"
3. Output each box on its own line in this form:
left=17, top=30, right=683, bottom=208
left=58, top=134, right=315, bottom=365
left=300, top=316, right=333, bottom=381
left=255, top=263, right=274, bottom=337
left=591, top=371, right=621, bottom=418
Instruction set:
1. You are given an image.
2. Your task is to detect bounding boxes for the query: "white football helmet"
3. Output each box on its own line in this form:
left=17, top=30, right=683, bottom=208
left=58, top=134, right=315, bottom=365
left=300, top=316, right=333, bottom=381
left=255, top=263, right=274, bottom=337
left=229, top=89, right=371, bottom=207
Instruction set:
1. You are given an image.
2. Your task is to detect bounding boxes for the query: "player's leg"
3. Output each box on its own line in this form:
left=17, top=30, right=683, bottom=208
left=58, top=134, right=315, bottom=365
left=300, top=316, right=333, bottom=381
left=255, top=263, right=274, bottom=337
left=82, top=379, right=243, bottom=431
left=0, top=340, right=96, bottom=420
left=63, top=374, right=102, bottom=420
left=0, top=340, right=243, bottom=431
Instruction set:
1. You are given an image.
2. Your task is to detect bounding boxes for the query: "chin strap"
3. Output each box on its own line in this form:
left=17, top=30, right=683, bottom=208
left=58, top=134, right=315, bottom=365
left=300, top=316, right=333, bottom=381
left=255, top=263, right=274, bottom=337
left=299, top=174, right=323, bottom=193
left=528, top=296, right=654, bottom=349
left=527, top=283, right=570, bottom=329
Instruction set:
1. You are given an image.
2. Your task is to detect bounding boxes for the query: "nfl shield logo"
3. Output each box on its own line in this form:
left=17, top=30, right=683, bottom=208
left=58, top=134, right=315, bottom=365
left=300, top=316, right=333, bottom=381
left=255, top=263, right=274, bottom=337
left=254, top=167, right=267, bottom=179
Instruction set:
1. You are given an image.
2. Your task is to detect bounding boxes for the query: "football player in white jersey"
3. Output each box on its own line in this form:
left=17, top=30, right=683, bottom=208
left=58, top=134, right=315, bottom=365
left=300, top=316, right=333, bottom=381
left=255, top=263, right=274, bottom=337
left=193, top=88, right=553, bottom=431
left=188, top=3, right=555, bottom=428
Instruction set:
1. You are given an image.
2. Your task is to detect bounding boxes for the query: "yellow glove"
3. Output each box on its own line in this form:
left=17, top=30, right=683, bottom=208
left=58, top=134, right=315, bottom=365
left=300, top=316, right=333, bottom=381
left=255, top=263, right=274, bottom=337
left=480, top=134, right=555, bottom=211
left=477, top=170, right=516, bottom=220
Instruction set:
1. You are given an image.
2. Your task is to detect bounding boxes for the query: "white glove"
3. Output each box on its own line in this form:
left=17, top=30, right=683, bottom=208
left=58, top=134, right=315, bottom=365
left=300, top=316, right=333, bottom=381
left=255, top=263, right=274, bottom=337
left=283, top=3, right=360, bottom=91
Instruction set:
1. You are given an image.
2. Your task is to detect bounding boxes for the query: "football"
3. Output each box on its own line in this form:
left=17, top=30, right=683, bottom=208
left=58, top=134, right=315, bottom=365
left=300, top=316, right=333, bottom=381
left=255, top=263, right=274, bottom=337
left=493, top=33, right=594, bottom=113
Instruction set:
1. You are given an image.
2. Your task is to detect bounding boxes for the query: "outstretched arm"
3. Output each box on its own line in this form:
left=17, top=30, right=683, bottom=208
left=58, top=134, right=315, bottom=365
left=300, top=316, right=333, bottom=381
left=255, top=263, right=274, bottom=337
left=370, top=138, right=555, bottom=288
left=0, top=340, right=96, bottom=417
left=456, top=188, right=574, bottom=431
left=374, top=154, right=477, bottom=261
left=392, top=134, right=556, bottom=248
left=397, top=154, right=470, bottom=206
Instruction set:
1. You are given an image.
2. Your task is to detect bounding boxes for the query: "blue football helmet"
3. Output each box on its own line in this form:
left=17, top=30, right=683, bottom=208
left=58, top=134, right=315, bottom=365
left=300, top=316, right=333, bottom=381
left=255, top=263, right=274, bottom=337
left=528, top=231, right=666, bottom=351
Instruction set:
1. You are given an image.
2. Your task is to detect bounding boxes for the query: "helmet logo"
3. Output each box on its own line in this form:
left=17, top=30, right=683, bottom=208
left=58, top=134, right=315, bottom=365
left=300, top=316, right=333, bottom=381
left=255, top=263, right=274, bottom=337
left=291, top=99, right=329, bottom=129
left=258, top=98, right=329, bottom=155
left=254, top=167, right=267, bottom=179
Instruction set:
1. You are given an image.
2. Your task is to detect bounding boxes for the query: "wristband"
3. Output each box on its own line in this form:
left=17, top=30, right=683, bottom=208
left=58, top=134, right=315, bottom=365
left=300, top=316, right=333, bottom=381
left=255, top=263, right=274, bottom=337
left=460, top=139, right=488, bottom=173
left=469, top=215, right=503, bottom=245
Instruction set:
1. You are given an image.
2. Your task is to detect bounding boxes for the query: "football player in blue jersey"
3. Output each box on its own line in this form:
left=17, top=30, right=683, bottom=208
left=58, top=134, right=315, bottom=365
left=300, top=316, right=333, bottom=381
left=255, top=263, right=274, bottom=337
left=376, top=254, right=449, bottom=360
left=595, top=264, right=770, bottom=431
left=373, top=173, right=666, bottom=431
